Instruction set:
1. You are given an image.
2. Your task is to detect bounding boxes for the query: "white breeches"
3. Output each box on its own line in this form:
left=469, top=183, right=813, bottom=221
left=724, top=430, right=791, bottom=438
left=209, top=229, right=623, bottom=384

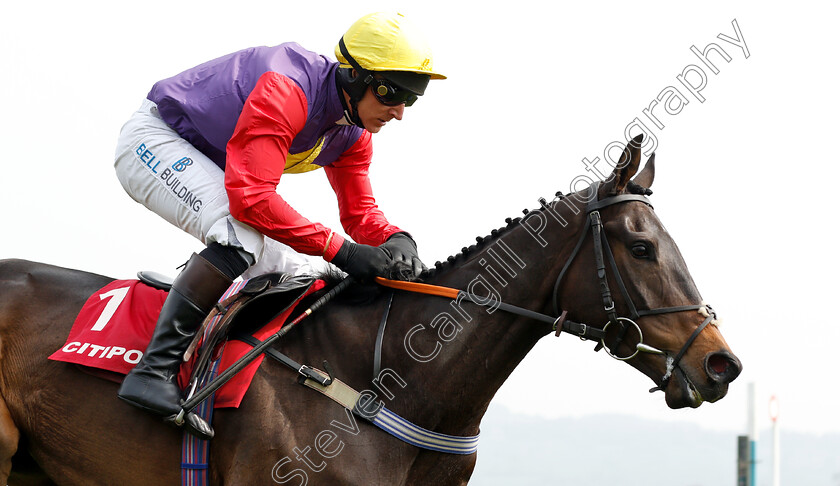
left=114, top=99, right=314, bottom=278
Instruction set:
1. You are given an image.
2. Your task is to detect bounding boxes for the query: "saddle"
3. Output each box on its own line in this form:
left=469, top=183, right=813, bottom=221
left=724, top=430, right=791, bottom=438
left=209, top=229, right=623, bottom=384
left=170, top=272, right=320, bottom=403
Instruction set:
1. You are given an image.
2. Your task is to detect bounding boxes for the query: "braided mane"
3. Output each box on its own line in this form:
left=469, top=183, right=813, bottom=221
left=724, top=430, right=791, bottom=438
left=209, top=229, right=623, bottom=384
left=421, top=182, right=652, bottom=279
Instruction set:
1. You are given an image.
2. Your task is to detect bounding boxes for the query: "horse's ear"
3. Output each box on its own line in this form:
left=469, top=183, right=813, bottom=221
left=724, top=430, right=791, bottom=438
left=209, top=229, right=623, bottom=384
left=603, top=134, right=643, bottom=195
left=633, top=153, right=655, bottom=189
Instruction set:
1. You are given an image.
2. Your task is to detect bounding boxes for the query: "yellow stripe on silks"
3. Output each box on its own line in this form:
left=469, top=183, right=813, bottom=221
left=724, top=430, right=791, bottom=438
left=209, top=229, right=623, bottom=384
left=284, top=136, right=326, bottom=174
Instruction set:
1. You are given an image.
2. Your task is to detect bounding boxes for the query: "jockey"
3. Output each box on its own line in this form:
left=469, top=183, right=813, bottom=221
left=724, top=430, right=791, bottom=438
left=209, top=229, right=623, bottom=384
left=113, top=12, right=445, bottom=439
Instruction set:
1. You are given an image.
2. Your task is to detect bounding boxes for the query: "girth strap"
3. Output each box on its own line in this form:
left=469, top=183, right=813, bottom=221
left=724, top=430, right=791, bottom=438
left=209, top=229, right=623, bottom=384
left=233, top=333, right=480, bottom=455
left=300, top=368, right=480, bottom=454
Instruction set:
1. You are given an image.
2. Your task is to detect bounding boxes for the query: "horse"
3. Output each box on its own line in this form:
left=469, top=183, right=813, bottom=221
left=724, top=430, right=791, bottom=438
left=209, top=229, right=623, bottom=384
left=0, top=136, right=741, bottom=485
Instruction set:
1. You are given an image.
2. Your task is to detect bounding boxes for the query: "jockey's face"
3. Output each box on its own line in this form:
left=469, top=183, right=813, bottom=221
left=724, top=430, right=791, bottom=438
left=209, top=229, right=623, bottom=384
left=355, top=86, right=405, bottom=133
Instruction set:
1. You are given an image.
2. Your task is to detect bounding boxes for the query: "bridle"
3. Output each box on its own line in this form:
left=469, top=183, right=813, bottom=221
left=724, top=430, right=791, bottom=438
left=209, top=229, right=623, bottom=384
left=548, top=182, right=717, bottom=391
left=377, top=182, right=717, bottom=393
left=175, top=182, right=719, bottom=455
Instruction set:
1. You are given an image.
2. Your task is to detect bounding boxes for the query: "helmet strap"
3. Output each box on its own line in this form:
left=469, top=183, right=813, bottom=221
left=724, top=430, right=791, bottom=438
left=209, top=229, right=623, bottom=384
left=336, top=37, right=379, bottom=129
left=335, top=68, right=365, bottom=128
left=344, top=97, right=364, bottom=128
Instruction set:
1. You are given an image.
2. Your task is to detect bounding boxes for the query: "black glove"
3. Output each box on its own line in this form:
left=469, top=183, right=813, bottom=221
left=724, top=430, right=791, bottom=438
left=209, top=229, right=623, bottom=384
left=380, top=232, right=426, bottom=280
left=330, top=240, right=390, bottom=281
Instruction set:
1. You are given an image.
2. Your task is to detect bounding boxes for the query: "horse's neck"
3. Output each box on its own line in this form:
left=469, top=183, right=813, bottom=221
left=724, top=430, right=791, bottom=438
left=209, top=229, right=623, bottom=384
left=383, top=205, right=587, bottom=435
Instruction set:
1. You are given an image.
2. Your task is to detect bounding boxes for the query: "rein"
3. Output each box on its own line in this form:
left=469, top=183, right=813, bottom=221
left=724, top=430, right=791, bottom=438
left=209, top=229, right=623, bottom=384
left=373, top=279, right=604, bottom=341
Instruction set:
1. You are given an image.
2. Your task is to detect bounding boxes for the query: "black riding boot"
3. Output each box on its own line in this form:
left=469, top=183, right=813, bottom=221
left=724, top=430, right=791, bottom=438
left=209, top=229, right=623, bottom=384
left=118, top=253, right=232, bottom=440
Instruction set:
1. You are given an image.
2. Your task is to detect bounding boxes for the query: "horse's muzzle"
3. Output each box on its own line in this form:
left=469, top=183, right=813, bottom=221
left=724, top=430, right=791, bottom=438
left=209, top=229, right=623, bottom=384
left=661, top=349, right=742, bottom=409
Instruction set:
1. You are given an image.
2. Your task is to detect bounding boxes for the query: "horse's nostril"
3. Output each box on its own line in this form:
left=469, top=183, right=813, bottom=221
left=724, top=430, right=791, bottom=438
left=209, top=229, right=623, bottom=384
left=709, top=354, right=728, bottom=374
left=705, top=352, right=742, bottom=383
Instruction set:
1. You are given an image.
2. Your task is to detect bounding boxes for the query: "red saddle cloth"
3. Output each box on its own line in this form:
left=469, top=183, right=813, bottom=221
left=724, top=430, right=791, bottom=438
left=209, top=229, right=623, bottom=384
left=49, top=278, right=321, bottom=408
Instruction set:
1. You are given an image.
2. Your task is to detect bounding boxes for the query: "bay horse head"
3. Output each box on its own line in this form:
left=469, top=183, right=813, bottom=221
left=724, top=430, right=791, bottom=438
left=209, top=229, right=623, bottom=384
left=550, top=135, right=742, bottom=408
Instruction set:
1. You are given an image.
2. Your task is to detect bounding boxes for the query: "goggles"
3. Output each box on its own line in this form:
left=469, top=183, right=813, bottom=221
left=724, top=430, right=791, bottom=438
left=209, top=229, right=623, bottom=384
left=371, top=78, right=418, bottom=107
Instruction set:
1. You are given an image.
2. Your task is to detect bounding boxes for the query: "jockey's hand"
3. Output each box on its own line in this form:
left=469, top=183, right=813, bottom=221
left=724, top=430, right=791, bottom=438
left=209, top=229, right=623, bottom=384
left=331, top=240, right=390, bottom=282
left=380, top=232, right=426, bottom=280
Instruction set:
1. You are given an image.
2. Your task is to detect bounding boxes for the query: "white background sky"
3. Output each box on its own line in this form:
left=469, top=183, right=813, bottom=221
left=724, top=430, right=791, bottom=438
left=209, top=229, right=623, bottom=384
left=2, top=0, right=838, bottom=439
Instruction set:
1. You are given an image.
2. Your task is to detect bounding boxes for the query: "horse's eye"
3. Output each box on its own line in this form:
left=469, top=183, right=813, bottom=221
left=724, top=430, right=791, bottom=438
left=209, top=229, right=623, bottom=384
left=631, top=243, right=650, bottom=258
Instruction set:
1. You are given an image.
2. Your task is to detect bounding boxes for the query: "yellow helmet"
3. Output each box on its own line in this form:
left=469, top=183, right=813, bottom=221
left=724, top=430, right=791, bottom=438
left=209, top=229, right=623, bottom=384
left=335, top=12, right=446, bottom=82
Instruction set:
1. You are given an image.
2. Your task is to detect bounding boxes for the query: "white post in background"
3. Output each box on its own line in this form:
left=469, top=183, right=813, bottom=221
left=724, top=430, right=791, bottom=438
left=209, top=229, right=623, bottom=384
left=769, top=394, right=780, bottom=486
left=747, top=382, right=759, bottom=486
